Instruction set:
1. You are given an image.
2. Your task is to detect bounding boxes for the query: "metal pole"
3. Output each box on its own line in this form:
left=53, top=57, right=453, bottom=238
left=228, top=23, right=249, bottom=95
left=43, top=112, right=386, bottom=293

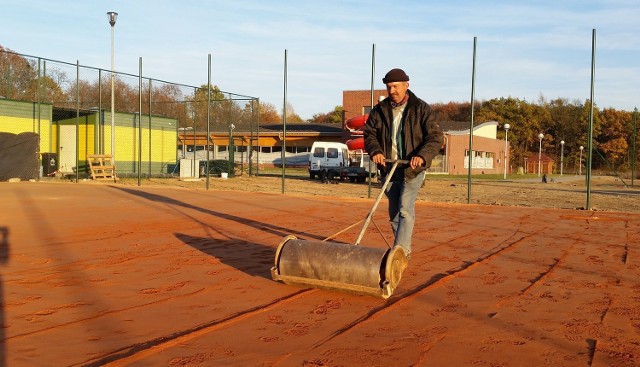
left=503, top=124, right=509, bottom=179
left=107, top=12, right=117, bottom=166
left=586, top=29, right=596, bottom=210
left=148, top=78, right=152, bottom=178
left=138, top=57, right=142, bottom=186
left=560, top=140, right=564, bottom=176
left=206, top=54, right=211, bottom=189
left=467, top=36, right=477, bottom=204
left=368, top=43, right=375, bottom=199
left=256, top=98, right=262, bottom=176
left=281, top=49, right=287, bottom=194
left=632, top=107, right=637, bottom=187
left=98, top=69, right=102, bottom=154
left=249, top=98, right=255, bottom=177
left=228, top=101, right=234, bottom=176
left=75, top=60, right=80, bottom=183
left=37, top=58, right=41, bottom=142
left=192, top=87, right=197, bottom=177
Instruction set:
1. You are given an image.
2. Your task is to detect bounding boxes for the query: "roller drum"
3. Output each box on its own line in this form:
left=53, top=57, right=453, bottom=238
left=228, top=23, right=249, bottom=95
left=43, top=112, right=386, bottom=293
left=271, top=235, right=407, bottom=298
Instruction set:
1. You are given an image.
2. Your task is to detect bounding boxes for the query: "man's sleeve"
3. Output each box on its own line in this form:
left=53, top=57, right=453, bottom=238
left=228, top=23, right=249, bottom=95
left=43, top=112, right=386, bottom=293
left=417, top=110, right=444, bottom=164
left=363, top=110, right=384, bottom=157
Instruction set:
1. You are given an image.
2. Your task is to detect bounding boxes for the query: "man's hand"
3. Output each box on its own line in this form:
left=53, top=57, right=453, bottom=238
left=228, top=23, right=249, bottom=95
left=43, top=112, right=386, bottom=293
left=371, top=153, right=386, bottom=166
left=410, top=156, right=425, bottom=169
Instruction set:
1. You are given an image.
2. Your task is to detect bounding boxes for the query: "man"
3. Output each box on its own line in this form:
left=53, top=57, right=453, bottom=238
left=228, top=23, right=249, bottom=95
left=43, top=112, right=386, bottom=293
left=363, top=68, right=444, bottom=259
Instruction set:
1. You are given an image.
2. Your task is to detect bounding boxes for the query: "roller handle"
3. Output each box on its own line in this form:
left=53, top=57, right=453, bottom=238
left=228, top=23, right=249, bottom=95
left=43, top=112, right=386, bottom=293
left=354, top=159, right=408, bottom=246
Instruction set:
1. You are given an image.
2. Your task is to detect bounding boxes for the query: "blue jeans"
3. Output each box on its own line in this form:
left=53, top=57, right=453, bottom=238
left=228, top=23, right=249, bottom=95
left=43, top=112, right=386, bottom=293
left=385, top=171, right=425, bottom=256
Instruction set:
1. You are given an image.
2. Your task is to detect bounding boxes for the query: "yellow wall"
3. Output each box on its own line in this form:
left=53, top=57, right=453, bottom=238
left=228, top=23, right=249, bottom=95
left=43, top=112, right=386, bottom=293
left=0, top=100, right=53, bottom=153
left=100, top=112, right=177, bottom=173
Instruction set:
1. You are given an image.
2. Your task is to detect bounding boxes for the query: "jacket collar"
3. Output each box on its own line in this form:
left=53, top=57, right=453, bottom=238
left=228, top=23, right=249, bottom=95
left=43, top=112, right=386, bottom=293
left=383, top=89, right=416, bottom=109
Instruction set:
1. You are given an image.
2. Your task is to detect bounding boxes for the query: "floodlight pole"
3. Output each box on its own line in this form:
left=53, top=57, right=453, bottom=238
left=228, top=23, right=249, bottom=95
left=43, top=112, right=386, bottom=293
left=537, top=133, right=544, bottom=177
left=579, top=146, right=584, bottom=175
left=107, top=11, right=118, bottom=164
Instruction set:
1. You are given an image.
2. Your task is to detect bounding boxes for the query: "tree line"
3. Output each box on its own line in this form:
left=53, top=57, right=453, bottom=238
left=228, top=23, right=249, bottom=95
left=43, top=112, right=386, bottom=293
left=428, top=97, right=637, bottom=173
left=2, top=46, right=637, bottom=172
left=305, top=97, right=637, bottom=173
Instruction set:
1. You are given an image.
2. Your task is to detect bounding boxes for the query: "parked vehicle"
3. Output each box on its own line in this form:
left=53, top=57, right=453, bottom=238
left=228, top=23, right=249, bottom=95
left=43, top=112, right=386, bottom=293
left=308, top=141, right=373, bottom=183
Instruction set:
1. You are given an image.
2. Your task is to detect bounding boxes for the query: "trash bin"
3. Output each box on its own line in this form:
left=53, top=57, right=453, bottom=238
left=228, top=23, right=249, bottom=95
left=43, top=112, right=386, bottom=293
left=41, top=153, right=58, bottom=176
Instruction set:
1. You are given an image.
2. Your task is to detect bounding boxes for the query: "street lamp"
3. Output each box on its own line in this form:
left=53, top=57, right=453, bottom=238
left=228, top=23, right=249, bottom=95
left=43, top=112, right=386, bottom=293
left=579, top=145, right=584, bottom=175
left=503, top=123, right=510, bottom=179
left=107, top=11, right=118, bottom=163
left=560, top=140, right=565, bottom=176
left=538, top=133, right=544, bottom=177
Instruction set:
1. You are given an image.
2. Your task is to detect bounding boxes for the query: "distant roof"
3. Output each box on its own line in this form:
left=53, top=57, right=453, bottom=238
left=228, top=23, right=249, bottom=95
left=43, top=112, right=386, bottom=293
left=441, top=120, right=498, bottom=134
left=526, top=153, right=555, bottom=162
left=258, top=123, right=342, bottom=134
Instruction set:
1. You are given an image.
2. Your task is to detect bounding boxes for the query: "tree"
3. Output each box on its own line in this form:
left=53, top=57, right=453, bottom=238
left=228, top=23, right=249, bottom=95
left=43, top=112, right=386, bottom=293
left=431, top=101, right=476, bottom=123
left=147, top=82, right=186, bottom=121
left=186, top=84, right=235, bottom=131
left=476, top=97, right=550, bottom=169
left=309, top=106, right=343, bottom=124
left=283, top=102, right=303, bottom=123
left=259, top=102, right=281, bottom=124
left=0, top=45, right=38, bottom=101
left=597, top=108, right=629, bottom=169
left=545, top=98, right=586, bottom=168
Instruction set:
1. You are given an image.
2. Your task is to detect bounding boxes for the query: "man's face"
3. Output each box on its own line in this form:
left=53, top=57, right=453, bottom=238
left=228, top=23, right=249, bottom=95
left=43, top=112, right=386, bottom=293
left=386, top=82, right=409, bottom=104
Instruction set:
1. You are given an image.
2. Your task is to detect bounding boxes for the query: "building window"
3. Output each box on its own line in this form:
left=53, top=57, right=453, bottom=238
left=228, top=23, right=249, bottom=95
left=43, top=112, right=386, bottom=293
left=464, top=150, right=495, bottom=169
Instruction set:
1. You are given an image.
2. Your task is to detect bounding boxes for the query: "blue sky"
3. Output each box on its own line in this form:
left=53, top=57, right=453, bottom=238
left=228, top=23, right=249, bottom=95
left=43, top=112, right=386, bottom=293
left=3, top=0, right=639, bottom=119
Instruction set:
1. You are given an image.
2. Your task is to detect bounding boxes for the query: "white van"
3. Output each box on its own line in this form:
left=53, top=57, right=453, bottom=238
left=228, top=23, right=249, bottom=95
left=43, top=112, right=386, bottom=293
left=308, top=141, right=349, bottom=179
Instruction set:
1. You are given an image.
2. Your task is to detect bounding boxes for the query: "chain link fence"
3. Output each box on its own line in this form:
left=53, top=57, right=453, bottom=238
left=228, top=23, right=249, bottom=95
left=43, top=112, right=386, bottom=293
left=0, top=49, right=260, bottom=183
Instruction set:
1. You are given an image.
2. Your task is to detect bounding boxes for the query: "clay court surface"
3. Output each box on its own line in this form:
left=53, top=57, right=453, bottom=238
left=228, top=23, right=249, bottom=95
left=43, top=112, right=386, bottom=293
left=1, top=178, right=639, bottom=366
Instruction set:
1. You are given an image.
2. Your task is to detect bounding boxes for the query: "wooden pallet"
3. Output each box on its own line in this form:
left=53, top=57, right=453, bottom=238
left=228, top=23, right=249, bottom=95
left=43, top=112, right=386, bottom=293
left=88, top=154, right=117, bottom=181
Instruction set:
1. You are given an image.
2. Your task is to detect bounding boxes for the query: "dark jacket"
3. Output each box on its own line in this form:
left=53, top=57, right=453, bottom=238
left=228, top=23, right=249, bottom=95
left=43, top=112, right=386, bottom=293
left=363, top=89, right=444, bottom=180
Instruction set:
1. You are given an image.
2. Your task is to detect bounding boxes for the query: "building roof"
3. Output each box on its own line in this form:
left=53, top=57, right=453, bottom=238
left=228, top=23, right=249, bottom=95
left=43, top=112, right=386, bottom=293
left=257, top=123, right=343, bottom=135
left=526, top=153, right=555, bottom=163
left=441, top=120, right=498, bottom=134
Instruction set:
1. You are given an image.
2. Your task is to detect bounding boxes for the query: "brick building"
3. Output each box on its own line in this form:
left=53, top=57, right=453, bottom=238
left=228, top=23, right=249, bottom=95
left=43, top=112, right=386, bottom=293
left=441, top=120, right=509, bottom=175
left=342, top=89, right=387, bottom=122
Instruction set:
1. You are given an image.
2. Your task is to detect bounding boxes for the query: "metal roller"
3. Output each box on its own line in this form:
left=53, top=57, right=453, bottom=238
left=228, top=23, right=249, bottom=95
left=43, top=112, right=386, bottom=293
left=271, top=160, right=410, bottom=299
left=271, top=235, right=407, bottom=298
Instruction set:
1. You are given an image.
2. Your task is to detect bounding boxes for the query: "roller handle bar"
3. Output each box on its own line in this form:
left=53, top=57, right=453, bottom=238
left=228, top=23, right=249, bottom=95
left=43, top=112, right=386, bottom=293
left=354, top=159, right=408, bottom=246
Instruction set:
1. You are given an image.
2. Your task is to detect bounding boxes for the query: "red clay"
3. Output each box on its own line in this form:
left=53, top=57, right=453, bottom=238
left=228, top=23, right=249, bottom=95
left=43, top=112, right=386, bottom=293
left=1, top=182, right=639, bottom=366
